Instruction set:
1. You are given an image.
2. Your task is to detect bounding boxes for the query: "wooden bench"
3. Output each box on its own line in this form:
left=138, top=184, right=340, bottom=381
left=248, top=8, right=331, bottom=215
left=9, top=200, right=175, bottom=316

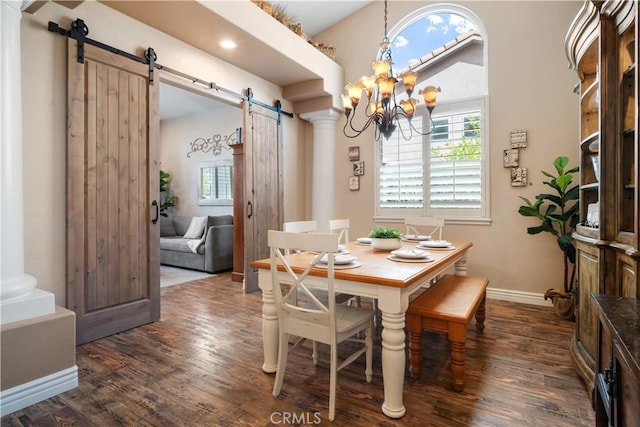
left=406, top=274, right=489, bottom=392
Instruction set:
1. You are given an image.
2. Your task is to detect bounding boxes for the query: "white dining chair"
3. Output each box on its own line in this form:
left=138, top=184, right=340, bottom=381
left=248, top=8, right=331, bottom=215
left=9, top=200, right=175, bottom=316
left=283, top=220, right=318, bottom=235
left=328, top=218, right=350, bottom=245
left=404, top=216, right=445, bottom=240
left=269, top=230, right=374, bottom=421
left=329, top=218, right=376, bottom=317
left=284, top=220, right=350, bottom=362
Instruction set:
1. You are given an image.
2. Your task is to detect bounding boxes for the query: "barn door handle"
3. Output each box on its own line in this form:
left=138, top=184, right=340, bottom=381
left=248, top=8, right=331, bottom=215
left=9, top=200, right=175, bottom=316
left=152, top=200, right=159, bottom=224
left=247, top=201, right=253, bottom=218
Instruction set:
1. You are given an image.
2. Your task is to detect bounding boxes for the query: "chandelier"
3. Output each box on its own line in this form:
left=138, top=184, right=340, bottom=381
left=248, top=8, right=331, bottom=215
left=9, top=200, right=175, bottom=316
left=341, top=0, right=441, bottom=140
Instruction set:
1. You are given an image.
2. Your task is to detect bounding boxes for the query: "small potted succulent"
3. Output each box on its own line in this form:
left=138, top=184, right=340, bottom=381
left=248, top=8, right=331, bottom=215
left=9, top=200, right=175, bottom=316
left=369, top=226, right=402, bottom=251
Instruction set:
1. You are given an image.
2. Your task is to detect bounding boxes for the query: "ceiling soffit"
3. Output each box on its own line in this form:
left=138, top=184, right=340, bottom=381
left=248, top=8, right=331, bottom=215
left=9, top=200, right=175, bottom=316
left=100, top=0, right=343, bottom=110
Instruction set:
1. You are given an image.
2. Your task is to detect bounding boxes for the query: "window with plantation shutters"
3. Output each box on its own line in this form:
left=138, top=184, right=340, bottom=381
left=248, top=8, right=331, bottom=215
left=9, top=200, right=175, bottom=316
left=375, top=5, right=489, bottom=222
left=198, top=160, right=233, bottom=206
left=377, top=98, right=487, bottom=220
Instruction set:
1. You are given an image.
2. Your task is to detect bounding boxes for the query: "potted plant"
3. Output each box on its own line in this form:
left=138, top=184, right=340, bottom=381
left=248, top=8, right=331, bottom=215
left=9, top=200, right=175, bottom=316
left=160, top=170, right=178, bottom=217
left=517, top=156, right=579, bottom=319
left=369, top=226, right=402, bottom=251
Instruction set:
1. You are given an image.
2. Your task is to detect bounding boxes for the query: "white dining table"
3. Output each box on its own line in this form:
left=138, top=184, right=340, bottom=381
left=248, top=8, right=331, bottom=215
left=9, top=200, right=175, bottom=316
left=250, top=239, right=473, bottom=418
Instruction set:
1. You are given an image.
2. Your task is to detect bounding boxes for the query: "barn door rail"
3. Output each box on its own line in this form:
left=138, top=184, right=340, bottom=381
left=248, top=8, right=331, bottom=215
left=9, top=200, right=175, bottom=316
left=48, top=18, right=293, bottom=119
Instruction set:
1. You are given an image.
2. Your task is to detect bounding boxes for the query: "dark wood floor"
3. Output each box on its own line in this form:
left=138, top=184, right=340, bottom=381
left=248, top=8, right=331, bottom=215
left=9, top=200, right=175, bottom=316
left=2, top=273, right=595, bottom=426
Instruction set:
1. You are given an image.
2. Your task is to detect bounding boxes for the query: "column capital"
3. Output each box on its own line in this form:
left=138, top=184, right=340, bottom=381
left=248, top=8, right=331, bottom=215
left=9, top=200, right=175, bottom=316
left=299, top=108, right=341, bottom=123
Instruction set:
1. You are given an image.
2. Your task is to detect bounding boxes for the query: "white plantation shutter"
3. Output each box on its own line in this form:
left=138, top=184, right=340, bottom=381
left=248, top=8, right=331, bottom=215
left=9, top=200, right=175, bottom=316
left=429, top=108, right=482, bottom=211
left=379, top=118, right=424, bottom=208
left=377, top=99, right=486, bottom=219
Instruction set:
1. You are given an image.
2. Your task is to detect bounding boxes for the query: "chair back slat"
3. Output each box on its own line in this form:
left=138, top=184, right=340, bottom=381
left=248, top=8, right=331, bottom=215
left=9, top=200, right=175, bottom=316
left=269, top=230, right=339, bottom=322
left=283, top=220, right=318, bottom=233
left=404, top=216, right=445, bottom=240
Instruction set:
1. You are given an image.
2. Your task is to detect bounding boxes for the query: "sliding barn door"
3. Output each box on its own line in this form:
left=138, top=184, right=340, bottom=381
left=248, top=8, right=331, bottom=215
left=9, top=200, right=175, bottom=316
left=243, top=102, right=283, bottom=293
left=67, top=40, right=160, bottom=344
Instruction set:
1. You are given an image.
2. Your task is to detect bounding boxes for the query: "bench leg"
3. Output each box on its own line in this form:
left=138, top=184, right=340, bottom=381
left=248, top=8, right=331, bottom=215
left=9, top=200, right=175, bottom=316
left=475, top=293, right=486, bottom=333
left=406, top=314, right=422, bottom=378
left=448, top=323, right=467, bottom=392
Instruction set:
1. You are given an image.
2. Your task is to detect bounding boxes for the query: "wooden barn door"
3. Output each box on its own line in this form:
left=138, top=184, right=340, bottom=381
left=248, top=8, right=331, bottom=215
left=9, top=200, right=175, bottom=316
left=67, top=40, right=160, bottom=344
left=243, top=102, right=283, bottom=293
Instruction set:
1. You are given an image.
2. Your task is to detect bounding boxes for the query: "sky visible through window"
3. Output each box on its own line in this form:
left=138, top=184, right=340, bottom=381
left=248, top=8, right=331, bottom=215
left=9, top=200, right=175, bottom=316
left=390, top=13, right=476, bottom=71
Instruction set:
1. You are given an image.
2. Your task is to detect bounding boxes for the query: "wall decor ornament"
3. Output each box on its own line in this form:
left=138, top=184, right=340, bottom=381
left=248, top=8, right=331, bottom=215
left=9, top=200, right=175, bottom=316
left=353, top=161, right=365, bottom=176
left=503, top=149, right=519, bottom=167
left=186, top=129, right=239, bottom=158
left=349, top=176, right=360, bottom=191
left=511, top=167, right=527, bottom=186
left=348, top=146, right=360, bottom=161
left=510, top=130, right=528, bottom=148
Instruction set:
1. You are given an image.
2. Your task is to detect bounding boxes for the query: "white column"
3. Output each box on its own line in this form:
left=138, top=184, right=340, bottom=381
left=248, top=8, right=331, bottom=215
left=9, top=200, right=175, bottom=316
left=299, top=109, right=340, bottom=232
left=1, top=0, right=54, bottom=324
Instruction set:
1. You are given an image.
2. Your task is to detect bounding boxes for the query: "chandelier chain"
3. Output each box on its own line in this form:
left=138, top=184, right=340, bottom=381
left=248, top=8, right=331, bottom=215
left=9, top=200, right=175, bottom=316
left=341, top=0, right=441, bottom=140
left=384, top=0, right=388, bottom=39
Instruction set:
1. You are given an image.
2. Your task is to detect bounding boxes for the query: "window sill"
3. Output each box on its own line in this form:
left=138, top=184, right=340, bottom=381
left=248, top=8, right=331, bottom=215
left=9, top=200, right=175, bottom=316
left=374, top=216, right=492, bottom=226
left=197, top=199, right=233, bottom=207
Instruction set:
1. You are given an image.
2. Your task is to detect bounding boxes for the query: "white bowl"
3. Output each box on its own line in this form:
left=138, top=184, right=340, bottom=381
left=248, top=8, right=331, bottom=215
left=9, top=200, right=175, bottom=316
left=370, top=238, right=402, bottom=251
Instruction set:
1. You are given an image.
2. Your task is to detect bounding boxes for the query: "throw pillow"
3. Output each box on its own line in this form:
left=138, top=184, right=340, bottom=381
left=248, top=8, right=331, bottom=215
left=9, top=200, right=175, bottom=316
left=183, top=216, right=207, bottom=239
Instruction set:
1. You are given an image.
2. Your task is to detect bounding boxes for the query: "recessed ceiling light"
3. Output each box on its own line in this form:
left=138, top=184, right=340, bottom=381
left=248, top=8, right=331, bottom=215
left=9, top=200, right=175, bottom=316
left=220, top=39, right=237, bottom=50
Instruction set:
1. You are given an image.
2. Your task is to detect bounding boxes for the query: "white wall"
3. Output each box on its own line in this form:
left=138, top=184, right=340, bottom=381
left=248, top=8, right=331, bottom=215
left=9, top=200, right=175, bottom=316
left=20, top=1, right=303, bottom=305
left=317, top=1, right=582, bottom=298
left=160, top=107, right=241, bottom=217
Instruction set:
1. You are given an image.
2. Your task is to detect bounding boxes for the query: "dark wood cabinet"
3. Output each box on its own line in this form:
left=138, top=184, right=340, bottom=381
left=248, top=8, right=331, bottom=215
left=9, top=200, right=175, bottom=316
left=566, top=0, right=639, bottom=395
left=593, top=295, right=640, bottom=427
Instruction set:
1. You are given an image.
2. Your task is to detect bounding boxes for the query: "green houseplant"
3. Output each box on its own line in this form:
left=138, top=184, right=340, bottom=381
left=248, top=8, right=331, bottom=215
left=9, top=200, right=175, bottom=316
left=159, top=170, right=178, bottom=217
left=518, top=156, right=579, bottom=318
left=369, top=226, right=402, bottom=251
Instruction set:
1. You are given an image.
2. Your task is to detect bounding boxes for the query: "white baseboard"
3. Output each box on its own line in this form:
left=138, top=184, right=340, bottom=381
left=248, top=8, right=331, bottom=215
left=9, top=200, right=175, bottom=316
left=486, top=287, right=553, bottom=307
left=0, top=366, right=78, bottom=417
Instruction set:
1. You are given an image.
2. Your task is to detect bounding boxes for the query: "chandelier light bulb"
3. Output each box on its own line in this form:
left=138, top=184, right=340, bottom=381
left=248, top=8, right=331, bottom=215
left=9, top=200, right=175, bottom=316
left=401, top=71, right=418, bottom=96
left=372, top=60, right=392, bottom=78
left=420, top=86, right=441, bottom=112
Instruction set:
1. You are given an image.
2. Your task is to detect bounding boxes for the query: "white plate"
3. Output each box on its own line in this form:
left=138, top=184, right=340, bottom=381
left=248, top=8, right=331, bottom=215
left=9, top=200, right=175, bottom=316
left=402, top=234, right=431, bottom=241
left=390, top=249, right=430, bottom=259
left=386, top=255, right=435, bottom=263
left=356, top=237, right=372, bottom=244
left=319, top=254, right=357, bottom=265
left=424, top=245, right=455, bottom=251
left=418, top=240, right=452, bottom=248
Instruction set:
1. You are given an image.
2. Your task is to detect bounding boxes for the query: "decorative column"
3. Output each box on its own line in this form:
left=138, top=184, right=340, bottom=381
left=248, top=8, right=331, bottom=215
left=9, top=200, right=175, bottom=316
left=0, top=0, right=54, bottom=324
left=299, top=109, right=340, bottom=232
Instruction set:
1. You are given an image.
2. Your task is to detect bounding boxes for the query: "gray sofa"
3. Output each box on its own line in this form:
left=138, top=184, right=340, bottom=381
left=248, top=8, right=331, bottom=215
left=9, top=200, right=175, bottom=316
left=160, top=215, right=233, bottom=273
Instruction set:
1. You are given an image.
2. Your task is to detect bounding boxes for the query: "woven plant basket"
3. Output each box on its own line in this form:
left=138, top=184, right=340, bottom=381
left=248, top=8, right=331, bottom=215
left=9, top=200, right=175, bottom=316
left=251, top=0, right=272, bottom=15
left=313, top=43, right=336, bottom=61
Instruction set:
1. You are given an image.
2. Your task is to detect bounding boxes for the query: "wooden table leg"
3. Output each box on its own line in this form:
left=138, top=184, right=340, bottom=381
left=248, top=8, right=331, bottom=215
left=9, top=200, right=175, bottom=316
left=380, top=309, right=407, bottom=418
left=260, top=271, right=278, bottom=373
left=453, top=256, right=468, bottom=276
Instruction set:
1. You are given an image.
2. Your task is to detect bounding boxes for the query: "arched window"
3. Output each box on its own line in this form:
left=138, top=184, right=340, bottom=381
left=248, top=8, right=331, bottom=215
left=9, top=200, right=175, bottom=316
left=376, top=4, right=490, bottom=223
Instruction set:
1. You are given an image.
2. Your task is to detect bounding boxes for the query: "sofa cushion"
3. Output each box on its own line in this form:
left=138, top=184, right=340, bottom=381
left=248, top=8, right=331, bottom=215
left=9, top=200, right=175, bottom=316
left=207, top=214, right=233, bottom=227
left=160, top=216, right=177, bottom=237
left=172, top=215, right=194, bottom=236
left=160, top=237, right=205, bottom=255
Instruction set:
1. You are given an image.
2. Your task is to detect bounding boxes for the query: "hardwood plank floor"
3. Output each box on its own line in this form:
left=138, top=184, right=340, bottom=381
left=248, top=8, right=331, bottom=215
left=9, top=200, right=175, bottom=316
left=2, top=273, right=595, bottom=426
